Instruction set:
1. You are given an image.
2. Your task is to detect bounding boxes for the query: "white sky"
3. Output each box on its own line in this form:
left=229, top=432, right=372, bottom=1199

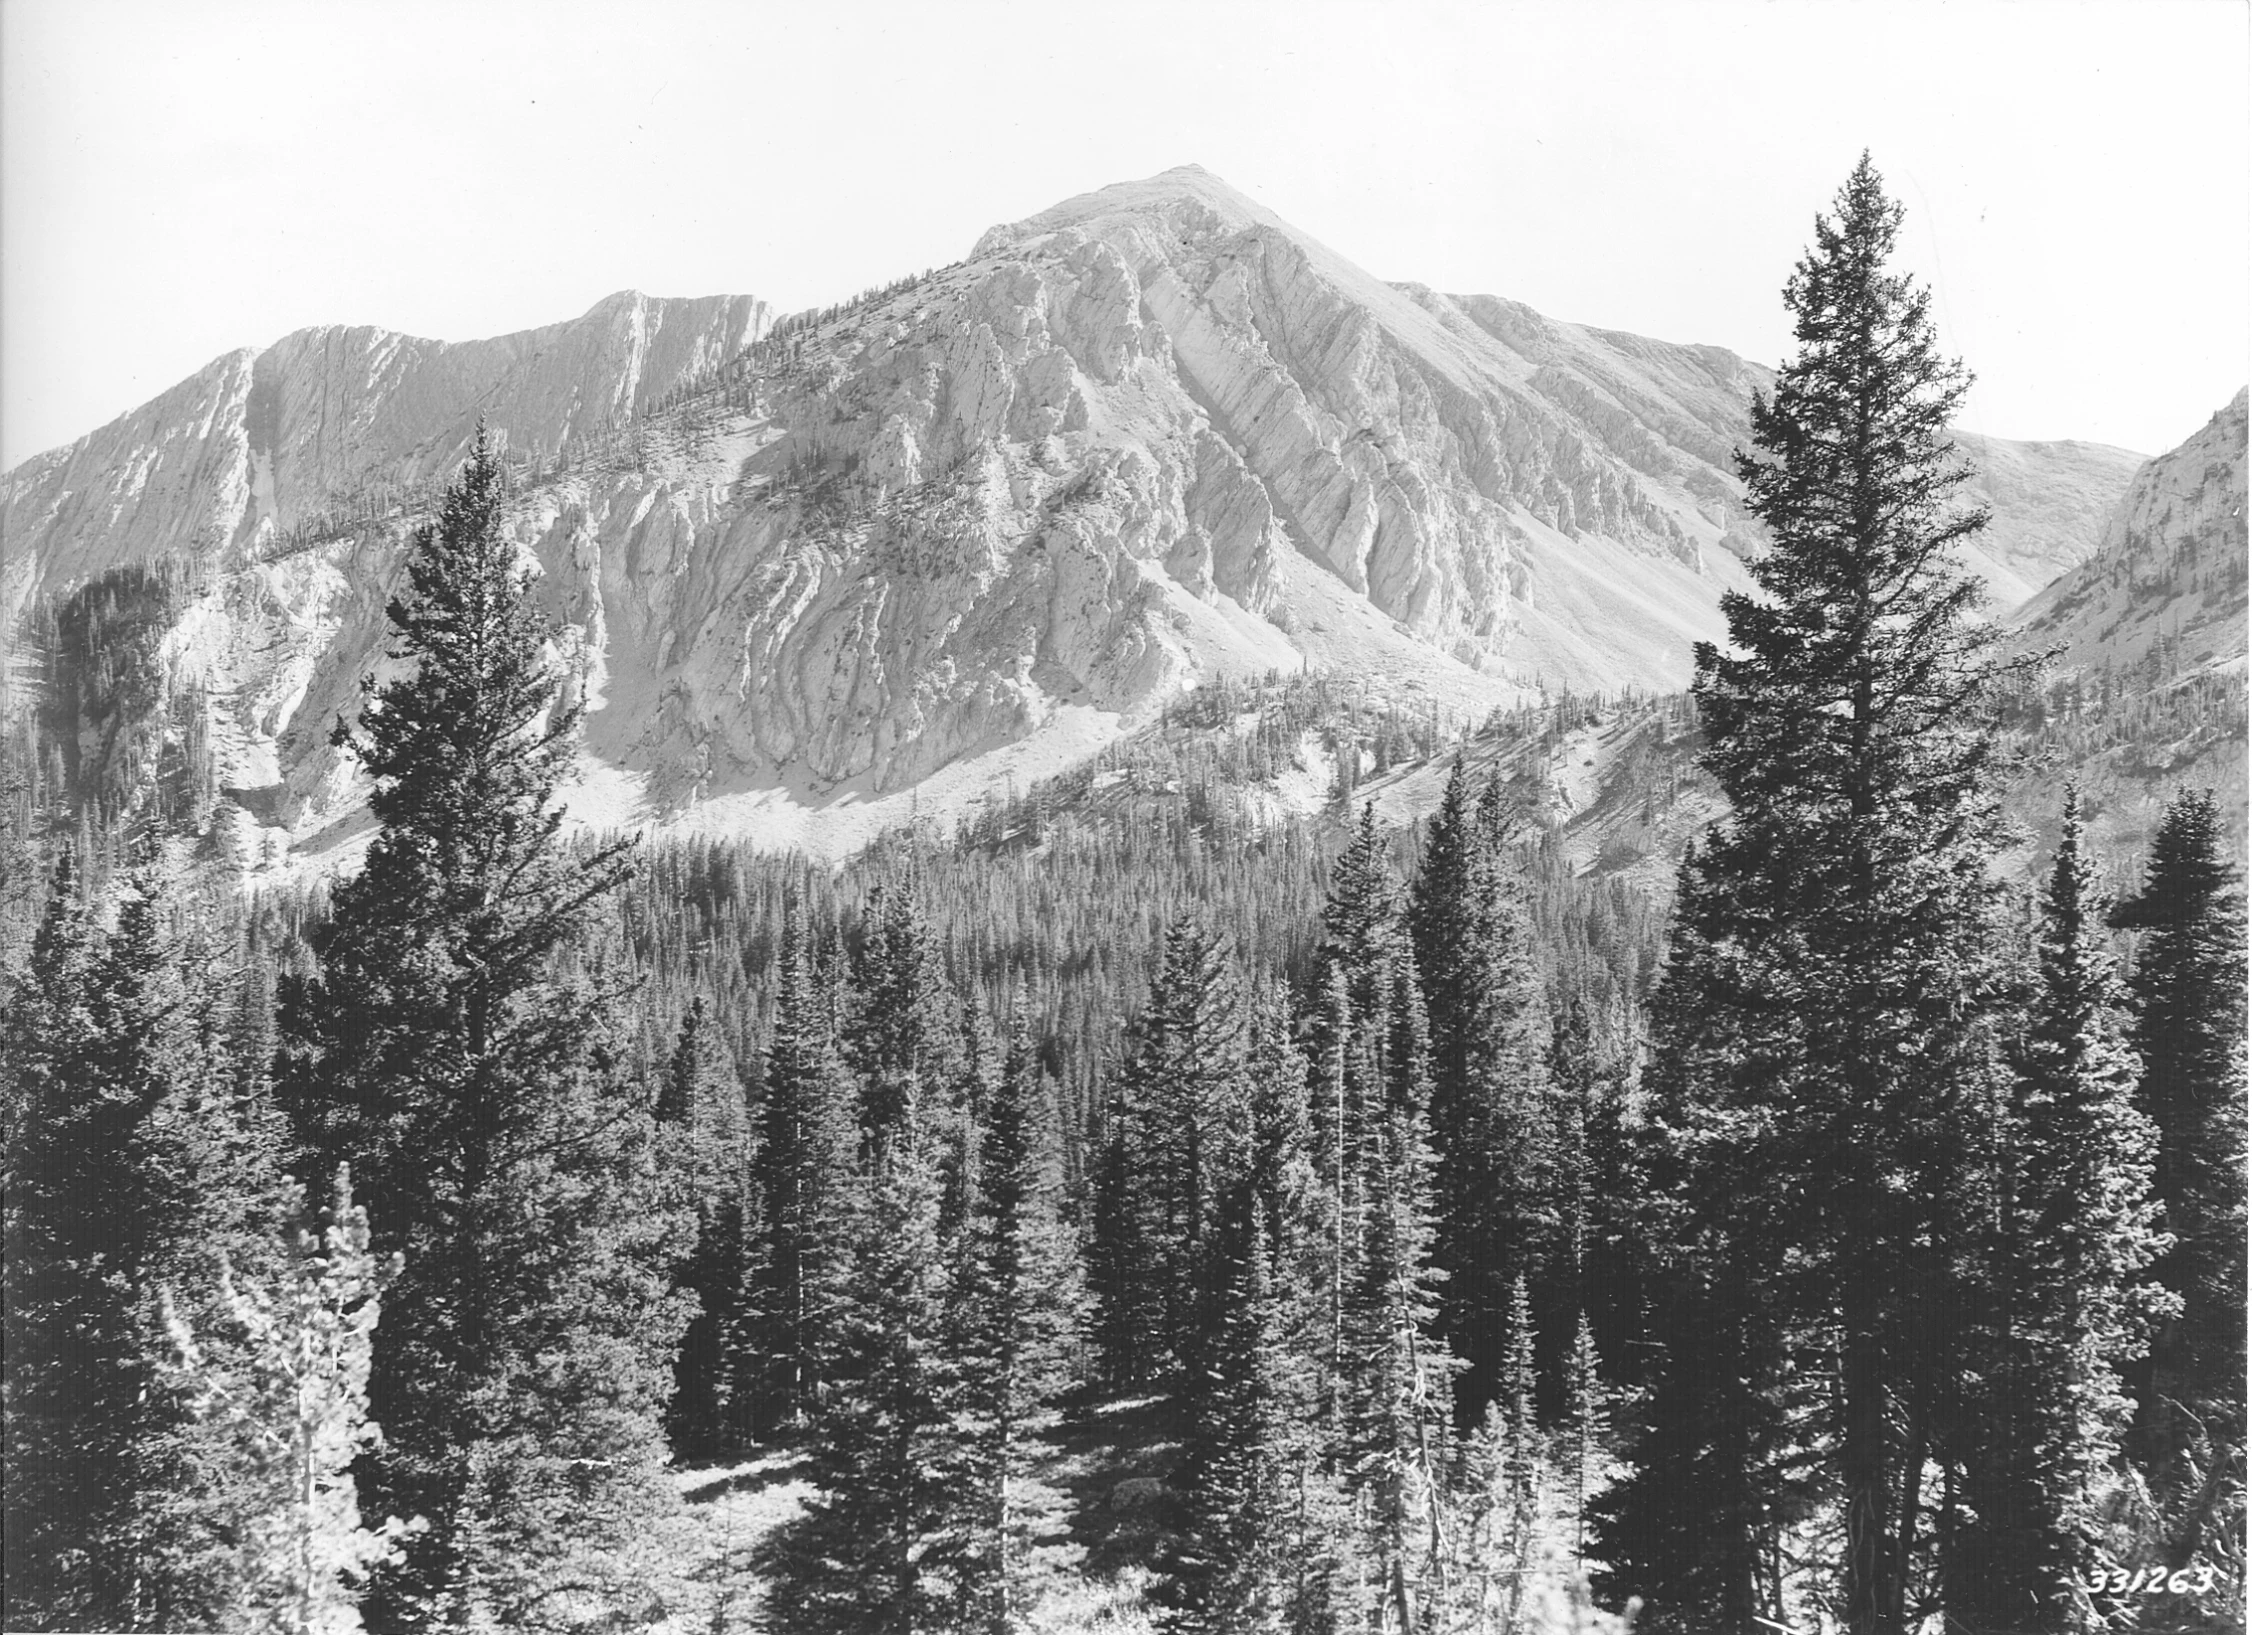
left=3, top=0, right=2245, bottom=470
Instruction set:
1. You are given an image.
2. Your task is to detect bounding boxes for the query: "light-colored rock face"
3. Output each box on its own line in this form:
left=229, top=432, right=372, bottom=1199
left=0, top=166, right=2154, bottom=865
left=2014, top=389, right=2248, bottom=677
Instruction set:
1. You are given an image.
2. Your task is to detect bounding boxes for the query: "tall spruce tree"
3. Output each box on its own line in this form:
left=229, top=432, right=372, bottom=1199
left=658, top=998, right=756, bottom=1460
left=2116, top=787, right=2248, bottom=1564
left=764, top=1120, right=954, bottom=1635
left=942, top=1008, right=1078, bottom=1634
left=1950, top=788, right=2164, bottom=1630
left=1612, top=156, right=2023, bottom=1635
left=1337, top=1058, right=1454, bottom=1634
left=279, top=428, right=692, bottom=1631
left=1087, top=919, right=1253, bottom=1387
left=746, top=904, right=856, bottom=1435
left=1244, top=980, right=1321, bottom=1317
left=1407, top=760, right=1556, bottom=1423
left=1548, top=994, right=1643, bottom=1397
left=849, top=880, right=960, bottom=1142
left=1597, top=857, right=1821, bottom=1635
left=1165, top=1195, right=1298, bottom=1635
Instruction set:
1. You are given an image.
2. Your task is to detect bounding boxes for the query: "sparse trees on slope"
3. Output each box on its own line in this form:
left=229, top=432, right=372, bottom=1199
left=279, top=428, right=692, bottom=1631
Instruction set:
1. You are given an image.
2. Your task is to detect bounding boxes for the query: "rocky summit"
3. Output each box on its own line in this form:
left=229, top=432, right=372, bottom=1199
left=0, top=166, right=2151, bottom=867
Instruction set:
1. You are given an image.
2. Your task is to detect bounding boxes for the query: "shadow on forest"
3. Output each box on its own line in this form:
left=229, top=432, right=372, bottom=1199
left=1044, top=1392, right=1184, bottom=1580
left=679, top=1449, right=812, bottom=1506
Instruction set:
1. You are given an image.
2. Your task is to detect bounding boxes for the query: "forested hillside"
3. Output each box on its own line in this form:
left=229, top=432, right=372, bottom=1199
left=4, top=162, right=2243, bottom=1635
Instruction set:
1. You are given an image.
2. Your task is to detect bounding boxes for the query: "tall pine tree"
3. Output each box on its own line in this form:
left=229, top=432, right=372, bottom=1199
left=1164, top=1194, right=1299, bottom=1635
left=764, top=1121, right=955, bottom=1635
left=1087, top=919, right=1253, bottom=1389
left=1613, top=155, right=2024, bottom=1635
left=161, top=1166, right=418, bottom=1635
left=279, top=428, right=692, bottom=1631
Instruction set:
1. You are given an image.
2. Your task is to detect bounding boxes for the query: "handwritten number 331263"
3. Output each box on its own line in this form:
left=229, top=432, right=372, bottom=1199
left=2078, top=1565, right=2215, bottom=1596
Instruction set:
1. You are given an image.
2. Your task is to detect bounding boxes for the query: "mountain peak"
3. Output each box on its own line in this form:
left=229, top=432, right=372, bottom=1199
left=971, top=164, right=1283, bottom=259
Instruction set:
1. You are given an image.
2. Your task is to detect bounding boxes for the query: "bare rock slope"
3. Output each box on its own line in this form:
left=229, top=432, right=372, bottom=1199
left=1, top=167, right=2147, bottom=864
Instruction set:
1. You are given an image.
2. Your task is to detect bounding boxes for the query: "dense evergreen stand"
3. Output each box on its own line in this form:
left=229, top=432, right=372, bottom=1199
left=2118, top=787, right=2249, bottom=1577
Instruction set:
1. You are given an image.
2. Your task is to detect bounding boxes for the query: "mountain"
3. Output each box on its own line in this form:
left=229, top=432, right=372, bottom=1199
left=0, top=166, right=2147, bottom=867
left=1947, top=430, right=2152, bottom=608
left=2014, top=388, right=2248, bottom=679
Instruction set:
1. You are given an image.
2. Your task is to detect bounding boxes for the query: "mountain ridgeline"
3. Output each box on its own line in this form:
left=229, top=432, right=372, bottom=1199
left=1, top=166, right=2161, bottom=867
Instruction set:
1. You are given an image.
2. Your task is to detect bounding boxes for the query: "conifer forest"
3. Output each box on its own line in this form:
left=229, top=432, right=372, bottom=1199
left=3, top=161, right=2245, bottom=1635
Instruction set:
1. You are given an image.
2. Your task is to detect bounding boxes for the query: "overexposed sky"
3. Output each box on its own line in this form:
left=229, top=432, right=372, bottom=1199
left=3, top=0, right=2245, bottom=469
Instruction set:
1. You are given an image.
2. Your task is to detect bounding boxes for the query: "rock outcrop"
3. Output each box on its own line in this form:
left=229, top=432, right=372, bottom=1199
left=0, top=167, right=2152, bottom=864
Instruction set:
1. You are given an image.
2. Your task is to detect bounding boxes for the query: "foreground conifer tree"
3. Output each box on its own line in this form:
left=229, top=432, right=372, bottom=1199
left=1952, top=789, right=2163, bottom=1631
left=280, top=429, right=691, bottom=1631
left=163, top=1167, right=417, bottom=1635
left=1088, top=919, right=1253, bottom=1387
left=1164, top=1196, right=1298, bottom=1635
left=2117, top=787, right=2248, bottom=1566
left=5, top=849, right=287, bottom=1630
left=1609, top=156, right=2025, bottom=1635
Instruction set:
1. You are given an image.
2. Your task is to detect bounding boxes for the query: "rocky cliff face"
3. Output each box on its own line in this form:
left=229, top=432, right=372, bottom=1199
left=2015, top=389, right=2248, bottom=678
left=0, top=167, right=2151, bottom=865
